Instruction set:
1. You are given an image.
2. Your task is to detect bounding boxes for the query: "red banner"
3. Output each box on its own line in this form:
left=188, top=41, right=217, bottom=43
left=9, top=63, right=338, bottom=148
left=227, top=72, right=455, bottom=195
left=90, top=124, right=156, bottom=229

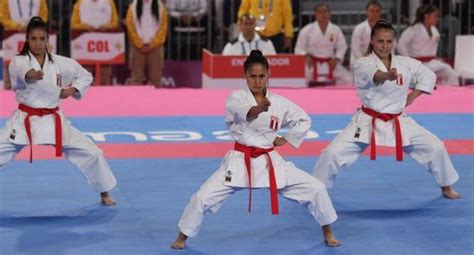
left=202, top=50, right=305, bottom=78
left=202, top=50, right=306, bottom=88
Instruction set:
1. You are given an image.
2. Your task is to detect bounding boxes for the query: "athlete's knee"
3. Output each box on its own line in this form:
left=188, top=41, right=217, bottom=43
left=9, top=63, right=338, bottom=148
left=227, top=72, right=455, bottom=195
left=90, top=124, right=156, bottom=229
left=0, top=155, right=15, bottom=168
left=431, top=140, right=448, bottom=156
left=323, top=143, right=346, bottom=161
left=194, top=189, right=215, bottom=210
left=88, top=146, right=104, bottom=158
left=301, top=176, right=327, bottom=197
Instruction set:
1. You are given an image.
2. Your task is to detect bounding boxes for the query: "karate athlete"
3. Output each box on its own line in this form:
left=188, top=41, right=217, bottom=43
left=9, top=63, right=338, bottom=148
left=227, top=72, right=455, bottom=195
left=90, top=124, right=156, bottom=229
left=294, top=3, right=352, bottom=85
left=397, top=5, right=459, bottom=86
left=0, top=17, right=117, bottom=206
left=312, top=20, right=460, bottom=200
left=171, top=50, right=340, bottom=250
left=222, top=13, right=276, bottom=56
left=350, top=0, right=384, bottom=69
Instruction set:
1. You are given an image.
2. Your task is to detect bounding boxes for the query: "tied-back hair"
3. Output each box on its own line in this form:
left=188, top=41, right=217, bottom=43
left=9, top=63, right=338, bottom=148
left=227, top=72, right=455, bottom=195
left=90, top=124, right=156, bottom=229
left=244, top=50, right=269, bottom=73
left=18, top=16, right=53, bottom=63
left=364, top=19, right=396, bottom=55
left=414, top=4, right=438, bottom=25
left=136, top=0, right=160, bottom=22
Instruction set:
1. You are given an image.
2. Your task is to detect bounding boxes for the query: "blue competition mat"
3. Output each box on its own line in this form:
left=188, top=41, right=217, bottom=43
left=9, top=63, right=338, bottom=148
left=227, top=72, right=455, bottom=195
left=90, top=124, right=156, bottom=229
left=2, top=114, right=472, bottom=143
left=0, top=112, right=472, bottom=255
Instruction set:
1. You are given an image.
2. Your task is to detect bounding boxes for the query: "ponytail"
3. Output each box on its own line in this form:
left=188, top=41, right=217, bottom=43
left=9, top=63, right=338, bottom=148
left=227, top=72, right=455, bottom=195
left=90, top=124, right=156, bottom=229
left=244, top=50, right=269, bottom=73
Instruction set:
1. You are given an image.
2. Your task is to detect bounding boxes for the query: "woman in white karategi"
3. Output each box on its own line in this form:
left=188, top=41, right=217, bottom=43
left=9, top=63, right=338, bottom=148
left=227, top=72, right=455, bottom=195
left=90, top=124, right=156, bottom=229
left=350, top=0, right=382, bottom=69
left=0, top=17, right=117, bottom=206
left=312, top=20, right=460, bottom=199
left=294, top=3, right=352, bottom=85
left=171, top=50, right=340, bottom=249
left=397, top=5, right=459, bottom=86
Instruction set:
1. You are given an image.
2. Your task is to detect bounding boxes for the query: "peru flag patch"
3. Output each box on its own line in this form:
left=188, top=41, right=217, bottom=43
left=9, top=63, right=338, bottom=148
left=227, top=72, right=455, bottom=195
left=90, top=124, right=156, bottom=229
left=269, top=116, right=279, bottom=130
left=396, top=74, right=403, bottom=86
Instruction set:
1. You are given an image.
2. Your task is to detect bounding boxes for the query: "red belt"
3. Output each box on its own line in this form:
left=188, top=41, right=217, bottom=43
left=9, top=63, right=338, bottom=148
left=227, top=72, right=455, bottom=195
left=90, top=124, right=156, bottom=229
left=18, top=104, right=62, bottom=163
left=361, top=106, right=403, bottom=161
left=415, top=56, right=436, bottom=63
left=234, top=142, right=279, bottom=215
left=312, top=57, right=333, bottom=81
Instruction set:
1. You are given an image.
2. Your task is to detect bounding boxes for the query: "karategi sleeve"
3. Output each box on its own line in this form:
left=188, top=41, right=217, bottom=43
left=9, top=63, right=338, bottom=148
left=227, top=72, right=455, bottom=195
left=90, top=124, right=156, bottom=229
left=406, top=57, right=436, bottom=94
left=225, top=90, right=255, bottom=124
left=57, top=56, right=93, bottom=99
left=280, top=98, right=311, bottom=148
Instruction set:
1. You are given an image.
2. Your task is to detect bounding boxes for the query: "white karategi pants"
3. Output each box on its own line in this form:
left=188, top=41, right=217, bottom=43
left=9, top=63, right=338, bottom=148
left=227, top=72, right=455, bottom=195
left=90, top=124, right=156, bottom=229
left=312, top=116, right=460, bottom=189
left=423, top=60, right=459, bottom=86
left=178, top=164, right=337, bottom=238
left=305, top=63, right=353, bottom=85
left=0, top=126, right=117, bottom=193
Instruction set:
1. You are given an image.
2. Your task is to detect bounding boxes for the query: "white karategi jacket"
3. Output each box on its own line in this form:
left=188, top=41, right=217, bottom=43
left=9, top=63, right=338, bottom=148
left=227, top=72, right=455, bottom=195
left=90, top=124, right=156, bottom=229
left=397, top=23, right=458, bottom=85
left=6, top=51, right=92, bottom=146
left=221, top=87, right=311, bottom=188
left=397, top=23, right=439, bottom=58
left=350, top=20, right=372, bottom=68
left=222, top=33, right=276, bottom=56
left=295, top=21, right=352, bottom=84
left=352, top=52, right=436, bottom=146
left=295, top=21, right=347, bottom=61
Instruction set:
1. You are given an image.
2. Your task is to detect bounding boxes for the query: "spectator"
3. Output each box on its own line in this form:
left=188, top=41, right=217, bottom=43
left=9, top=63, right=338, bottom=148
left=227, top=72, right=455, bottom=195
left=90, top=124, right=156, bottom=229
left=397, top=4, right=459, bottom=85
left=71, top=0, right=120, bottom=85
left=222, top=13, right=276, bottom=55
left=0, top=0, right=48, bottom=89
left=238, top=0, right=293, bottom=53
left=125, top=0, right=168, bottom=88
left=294, top=3, right=352, bottom=85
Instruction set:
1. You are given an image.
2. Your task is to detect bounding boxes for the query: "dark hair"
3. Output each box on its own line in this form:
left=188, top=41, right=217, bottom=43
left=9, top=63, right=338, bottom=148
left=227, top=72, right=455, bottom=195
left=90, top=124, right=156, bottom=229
left=365, top=19, right=396, bottom=55
left=19, top=16, right=53, bottom=62
left=414, top=4, right=438, bottom=24
left=314, top=3, right=330, bottom=12
left=136, top=0, right=160, bottom=22
left=244, top=50, right=269, bottom=73
left=366, top=0, right=382, bottom=10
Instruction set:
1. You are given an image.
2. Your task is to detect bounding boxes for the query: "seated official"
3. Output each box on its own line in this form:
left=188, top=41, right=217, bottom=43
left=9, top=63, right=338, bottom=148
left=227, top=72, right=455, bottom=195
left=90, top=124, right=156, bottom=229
left=223, top=13, right=276, bottom=55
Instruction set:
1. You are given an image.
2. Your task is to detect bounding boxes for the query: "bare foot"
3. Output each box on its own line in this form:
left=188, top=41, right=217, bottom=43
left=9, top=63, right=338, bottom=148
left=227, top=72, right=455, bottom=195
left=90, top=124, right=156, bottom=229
left=100, top=192, right=117, bottom=206
left=322, top=225, right=341, bottom=247
left=441, top=186, right=460, bottom=199
left=171, top=232, right=187, bottom=249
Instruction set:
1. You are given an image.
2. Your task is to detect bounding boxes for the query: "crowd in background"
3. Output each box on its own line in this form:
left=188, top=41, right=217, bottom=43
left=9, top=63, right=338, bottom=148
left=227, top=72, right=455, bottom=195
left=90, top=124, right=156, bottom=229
left=0, top=0, right=472, bottom=87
